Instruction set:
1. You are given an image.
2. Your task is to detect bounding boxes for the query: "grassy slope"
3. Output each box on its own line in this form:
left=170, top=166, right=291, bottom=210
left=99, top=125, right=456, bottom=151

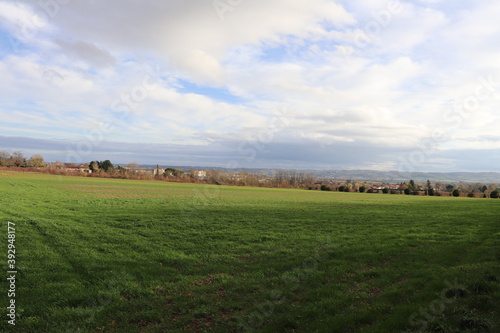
left=0, top=171, right=498, bottom=333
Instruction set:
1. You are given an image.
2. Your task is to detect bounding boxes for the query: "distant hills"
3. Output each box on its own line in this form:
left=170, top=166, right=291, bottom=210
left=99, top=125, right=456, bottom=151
left=139, top=164, right=500, bottom=184
left=308, top=170, right=500, bottom=184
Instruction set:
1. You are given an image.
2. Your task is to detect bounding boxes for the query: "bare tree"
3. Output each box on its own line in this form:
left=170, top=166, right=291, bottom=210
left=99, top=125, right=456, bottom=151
left=11, top=151, right=25, bottom=167
left=0, top=151, right=10, bottom=166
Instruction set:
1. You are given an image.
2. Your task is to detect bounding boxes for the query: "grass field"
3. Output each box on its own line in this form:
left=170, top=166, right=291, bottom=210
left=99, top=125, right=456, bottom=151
left=0, top=171, right=499, bottom=333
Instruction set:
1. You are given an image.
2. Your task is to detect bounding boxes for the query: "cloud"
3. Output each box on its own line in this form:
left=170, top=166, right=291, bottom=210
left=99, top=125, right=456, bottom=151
left=1, top=0, right=499, bottom=171
left=54, top=38, right=116, bottom=68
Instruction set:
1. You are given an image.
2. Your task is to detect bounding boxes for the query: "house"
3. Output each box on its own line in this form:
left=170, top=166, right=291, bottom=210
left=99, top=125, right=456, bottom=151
left=153, top=167, right=165, bottom=176
left=65, top=164, right=92, bottom=173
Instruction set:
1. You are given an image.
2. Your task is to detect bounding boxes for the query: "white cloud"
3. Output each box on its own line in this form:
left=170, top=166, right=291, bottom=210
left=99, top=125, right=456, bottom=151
left=1, top=0, right=500, bottom=171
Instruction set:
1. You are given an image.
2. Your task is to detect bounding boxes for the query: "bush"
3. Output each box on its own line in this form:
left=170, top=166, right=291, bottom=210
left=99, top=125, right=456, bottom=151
left=382, top=188, right=389, bottom=194
left=320, top=185, right=327, bottom=191
left=490, top=190, right=499, bottom=199
left=338, top=185, right=346, bottom=192
left=467, top=193, right=475, bottom=198
left=404, top=188, right=410, bottom=195
left=452, top=189, right=460, bottom=197
left=359, top=186, right=366, bottom=193
left=367, top=188, right=374, bottom=193
left=428, top=188, right=435, bottom=196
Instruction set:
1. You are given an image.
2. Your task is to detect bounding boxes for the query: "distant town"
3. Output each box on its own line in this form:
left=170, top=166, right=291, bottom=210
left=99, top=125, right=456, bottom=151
left=1, top=151, right=499, bottom=199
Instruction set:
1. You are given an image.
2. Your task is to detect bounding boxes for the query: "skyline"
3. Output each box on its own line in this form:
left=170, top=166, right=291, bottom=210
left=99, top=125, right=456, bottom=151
left=1, top=0, right=499, bottom=171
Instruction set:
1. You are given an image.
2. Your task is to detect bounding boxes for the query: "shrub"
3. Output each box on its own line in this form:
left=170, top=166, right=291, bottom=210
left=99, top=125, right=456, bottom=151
left=428, top=188, right=435, bottom=196
left=344, top=187, right=350, bottom=192
left=404, top=188, right=410, bottom=195
left=320, top=185, right=327, bottom=191
left=382, top=188, right=389, bottom=194
left=338, top=185, right=346, bottom=192
left=452, top=189, right=460, bottom=197
left=467, top=193, right=475, bottom=198
left=359, top=186, right=366, bottom=193
left=367, top=188, right=374, bottom=193
left=490, top=190, right=499, bottom=199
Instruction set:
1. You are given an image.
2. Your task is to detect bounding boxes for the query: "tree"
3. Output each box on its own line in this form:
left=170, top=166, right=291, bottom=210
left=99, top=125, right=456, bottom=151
left=28, top=154, right=45, bottom=167
left=409, top=179, right=416, bottom=191
left=320, top=185, right=328, bottom=191
left=446, top=184, right=454, bottom=192
left=338, top=185, right=346, bottom=192
left=404, top=188, right=411, bottom=195
left=274, top=170, right=288, bottom=184
left=165, top=168, right=184, bottom=177
left=428, top=188, right=435, bottom=196
left=100, top=160, right=113, bottom=173
left=487, top=183, right=498, bottom=192
left=126, top=162, right=139, bottom=174
left=426, top=179, right=431, bottom=190
left=457, top=181, right=470, bottom=193
left=53, top=160, right=63, bottom=169
left=89, top=161, right=100, bottom=172
left=382, top=187, right=389, bottom=194
left=359, top=186, right=366, bottom=193
left=0, top=151, right=10, bottom=166
left=10, top=151, right=26, bottom=167
left=490, top=190, right=499, bottom=199
left=452, top=189, right=460, bottom=197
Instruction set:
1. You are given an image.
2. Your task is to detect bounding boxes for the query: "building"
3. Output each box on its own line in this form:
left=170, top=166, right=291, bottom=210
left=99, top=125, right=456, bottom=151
left=64, top=164, right=92, bottom=173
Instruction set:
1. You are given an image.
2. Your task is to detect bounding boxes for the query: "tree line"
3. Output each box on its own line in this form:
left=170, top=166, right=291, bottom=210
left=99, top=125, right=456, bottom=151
left=1, top=151, right=499, bottom=197
left=0, top=151, right=45, bottom=167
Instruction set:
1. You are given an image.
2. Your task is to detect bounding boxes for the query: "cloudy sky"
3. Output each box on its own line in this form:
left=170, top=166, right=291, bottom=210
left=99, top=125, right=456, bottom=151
left=0, top=0, right=499, bottom=171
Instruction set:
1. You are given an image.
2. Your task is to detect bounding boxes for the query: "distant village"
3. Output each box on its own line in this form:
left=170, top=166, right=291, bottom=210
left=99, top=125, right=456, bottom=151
left=1, top=151, right=499, bottom=199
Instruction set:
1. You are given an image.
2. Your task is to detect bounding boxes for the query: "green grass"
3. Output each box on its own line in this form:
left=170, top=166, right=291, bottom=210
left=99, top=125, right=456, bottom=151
left=0, top=171, right=498, bottom=333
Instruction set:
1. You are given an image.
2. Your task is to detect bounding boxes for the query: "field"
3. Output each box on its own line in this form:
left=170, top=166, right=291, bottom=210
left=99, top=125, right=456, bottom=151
left=0, top=171, right=499, bottom=333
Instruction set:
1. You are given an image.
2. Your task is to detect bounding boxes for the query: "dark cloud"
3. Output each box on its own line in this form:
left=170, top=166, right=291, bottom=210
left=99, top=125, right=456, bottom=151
left=55, top=38, right=116, bottom=68
left=0, top=135, right=434, bottom=170
left=1, top=135, right=499, bottom=171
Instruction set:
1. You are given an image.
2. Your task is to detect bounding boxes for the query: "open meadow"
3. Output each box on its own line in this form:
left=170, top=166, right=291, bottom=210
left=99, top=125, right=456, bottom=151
left=0, top=171, right=499, bottom=332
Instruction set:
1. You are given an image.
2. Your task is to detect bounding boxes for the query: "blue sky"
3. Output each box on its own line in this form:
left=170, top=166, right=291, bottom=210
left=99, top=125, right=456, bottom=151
left=0, top=0, right=499, bottom=171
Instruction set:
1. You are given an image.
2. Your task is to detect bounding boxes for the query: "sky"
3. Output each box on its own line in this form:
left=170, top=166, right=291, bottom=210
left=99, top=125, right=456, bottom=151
left=0, top=0, right=499, bottom=171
